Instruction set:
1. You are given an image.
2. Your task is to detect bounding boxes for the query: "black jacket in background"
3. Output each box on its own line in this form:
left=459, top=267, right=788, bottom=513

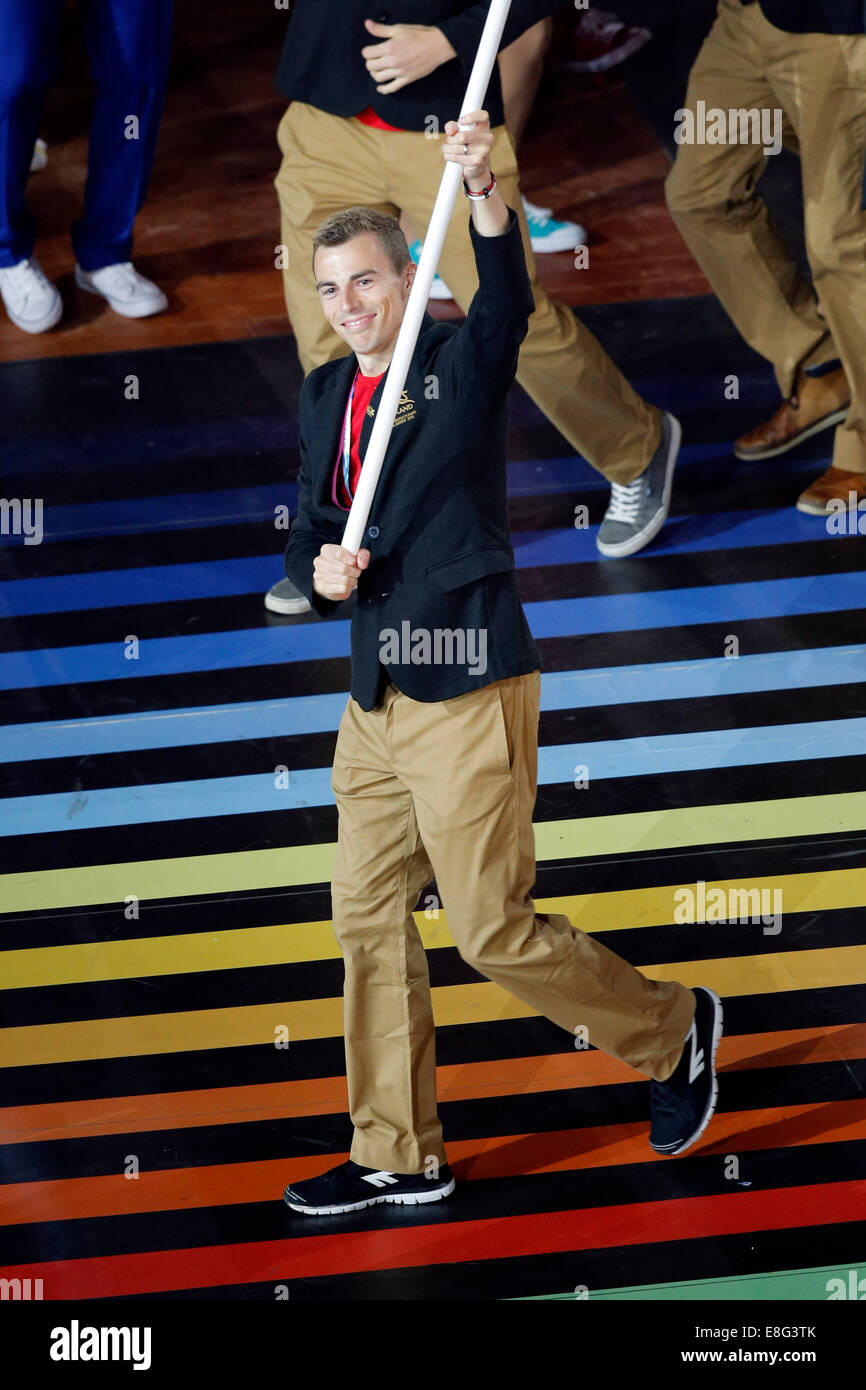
left=284, top=208, right=542, bottom=712
left=275, top=0, right=567, bottom=131
left=745, top=0, right=865, bottom=33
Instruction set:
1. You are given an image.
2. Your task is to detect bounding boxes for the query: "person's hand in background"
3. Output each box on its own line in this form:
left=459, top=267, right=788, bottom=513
left=361, top=20, right=457, bottom=94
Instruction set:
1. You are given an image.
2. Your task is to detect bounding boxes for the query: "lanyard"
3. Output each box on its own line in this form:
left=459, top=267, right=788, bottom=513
left=341, top=366, right=361, bottom=500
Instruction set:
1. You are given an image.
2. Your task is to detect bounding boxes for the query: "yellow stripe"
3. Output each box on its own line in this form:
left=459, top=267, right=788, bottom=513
left=2, top=946, right=865, bottom=1067
left=2, top=792, right=864, bottom=914
left=4, top=867, right=865, bottom=990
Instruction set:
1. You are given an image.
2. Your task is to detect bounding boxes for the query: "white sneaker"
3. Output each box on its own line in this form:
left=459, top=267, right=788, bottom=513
left=265, top=578, right=312, bottom=615
left=75, top=261, right=168, bottom=318
left=0, top=256, right=62, bottom=333
left=30, top=138, right=48, bottom=173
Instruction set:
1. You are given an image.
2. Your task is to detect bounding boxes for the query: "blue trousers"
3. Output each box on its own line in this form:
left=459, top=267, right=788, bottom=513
left=0, top=0, right=173, bottom=270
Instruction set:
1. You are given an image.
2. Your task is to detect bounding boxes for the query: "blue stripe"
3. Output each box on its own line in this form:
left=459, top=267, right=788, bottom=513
left=2, top=574, right=863, bottom=690
left=5, top=716, right=865, bottom=835
left=3, top=645, right=864, bottom=763
left=0, top=506, right=848, bottom=618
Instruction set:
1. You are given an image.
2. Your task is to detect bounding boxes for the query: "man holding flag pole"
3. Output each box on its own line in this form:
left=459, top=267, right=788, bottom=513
left=281, top=55, right=723, bottom=1211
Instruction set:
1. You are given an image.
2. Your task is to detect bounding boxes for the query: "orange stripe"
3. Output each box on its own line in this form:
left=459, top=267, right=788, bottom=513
left=2, top=1022, right=864, bottom=1146
left=2, top=1098, right=865, bottom=1227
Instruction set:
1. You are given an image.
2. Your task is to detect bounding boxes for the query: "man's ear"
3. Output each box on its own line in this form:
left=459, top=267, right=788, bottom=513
left=404, top=259, right=417, bottom=295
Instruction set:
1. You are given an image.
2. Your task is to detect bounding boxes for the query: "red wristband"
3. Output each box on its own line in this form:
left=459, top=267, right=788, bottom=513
left=463, top=172, right=496, bottom=200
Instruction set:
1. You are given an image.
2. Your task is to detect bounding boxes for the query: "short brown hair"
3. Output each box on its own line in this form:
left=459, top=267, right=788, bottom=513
left=312, top=206, right=410, bottom=277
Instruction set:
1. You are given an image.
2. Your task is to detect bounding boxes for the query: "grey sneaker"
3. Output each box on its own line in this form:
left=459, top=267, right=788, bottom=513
left=596, top=411, right=681, bottom=558
left=265, top=578, right=311, bottom=614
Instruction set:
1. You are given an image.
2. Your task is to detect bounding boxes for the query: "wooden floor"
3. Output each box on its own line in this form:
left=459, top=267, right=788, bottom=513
left=0, top=0, right=709, bottom=364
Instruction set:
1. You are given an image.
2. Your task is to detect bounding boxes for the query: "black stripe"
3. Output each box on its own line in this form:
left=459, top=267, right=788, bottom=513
left=2, top=1137, right=863, bottom=1268
left=1, top=983, right=862, bottom=1112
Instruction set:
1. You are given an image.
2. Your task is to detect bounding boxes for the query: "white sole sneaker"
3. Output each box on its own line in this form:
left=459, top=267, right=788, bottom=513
left=1, top=284, right=62, bottom=334
left=596, top=412, right=681, bottom=558
left=652, top=989, right=724, bottom=1157
left=74, top=265, right=168, bottom=318
left=284, top=1177, right=455, bottom=1216
left=733, top=406, right=849, bottom=461
left=530, top=224, right=587, bottom=253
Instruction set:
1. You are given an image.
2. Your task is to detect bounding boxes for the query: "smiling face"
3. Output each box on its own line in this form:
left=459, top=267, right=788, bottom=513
left=313, top=232, right=415, bottom=374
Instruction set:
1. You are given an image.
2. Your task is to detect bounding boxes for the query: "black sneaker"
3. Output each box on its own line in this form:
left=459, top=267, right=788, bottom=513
left=649, top=986, right=723, bottom=1156
left=283, top=1159, right=455, bottom=1216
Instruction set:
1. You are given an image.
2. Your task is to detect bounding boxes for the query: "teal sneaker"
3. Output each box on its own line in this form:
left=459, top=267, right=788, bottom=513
left=523, top=196, right=587, bottom=253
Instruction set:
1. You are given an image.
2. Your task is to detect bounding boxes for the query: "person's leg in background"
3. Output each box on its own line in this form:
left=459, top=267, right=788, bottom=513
left=396, top=123, right=677, bottom=560
left=273, top=103, right=398, bottom=374
left=500, top=15, right=553, bottom=148
left=0, top=0, right=64, bottom=333
left=770, top=26, right=866, bottom=512
left=664, top=0, right=850, bottom=492
left=72, top=0, right=174, bottom=318
left=494, top=15, right=585, bottom=253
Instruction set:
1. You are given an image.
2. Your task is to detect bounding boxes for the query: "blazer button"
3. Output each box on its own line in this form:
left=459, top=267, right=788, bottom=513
left=376, top=10, right=390, bottom=21
left=368, top=525, right=380, bottom=538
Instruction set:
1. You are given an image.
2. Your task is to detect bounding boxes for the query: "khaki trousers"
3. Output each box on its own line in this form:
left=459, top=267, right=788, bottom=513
left=330, top=670, right=697, bottom=1174
left=274, top=101, right=660, bottom=485
left=666, top=0, right=866, bottom=474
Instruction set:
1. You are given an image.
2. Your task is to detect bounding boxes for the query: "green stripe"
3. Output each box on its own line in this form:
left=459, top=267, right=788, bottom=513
left=509, top=1261, right=866, bottom=1300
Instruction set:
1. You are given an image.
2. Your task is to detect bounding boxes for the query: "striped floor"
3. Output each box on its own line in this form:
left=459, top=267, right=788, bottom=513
left=1, top=300, right=865, bottom=1300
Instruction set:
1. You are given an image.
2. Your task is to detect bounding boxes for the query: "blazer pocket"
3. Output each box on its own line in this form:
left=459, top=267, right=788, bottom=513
left=425, top=546, right=515, bottom=593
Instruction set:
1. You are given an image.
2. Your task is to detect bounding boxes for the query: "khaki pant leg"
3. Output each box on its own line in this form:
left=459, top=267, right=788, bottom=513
left=330, top=690, right=446, bottom=1174
left=390, top=672, right=696, bottom=1082
left=390, top=126, right=661, bottom=485
left=665, top=0, right=835, bottom=398
left=763, top=19, right=866, bottom=474
left=274, top=102, right=400, bottom=374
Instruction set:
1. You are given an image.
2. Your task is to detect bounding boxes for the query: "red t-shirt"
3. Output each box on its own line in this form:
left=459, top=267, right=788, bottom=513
left=333, top=369, right=385, bottom=510
left=355, top=105, right=404, bottom=133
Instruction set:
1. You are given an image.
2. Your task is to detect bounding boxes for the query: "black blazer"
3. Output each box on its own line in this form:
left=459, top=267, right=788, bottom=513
left=284, top=207, right=543, bottom=712
left=745, top=0, right=865, bottom=32
left=275, top=0, right=567, bottom=131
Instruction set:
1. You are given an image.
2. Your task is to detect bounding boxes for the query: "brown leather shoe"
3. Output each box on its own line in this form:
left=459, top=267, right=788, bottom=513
left=734, top=366, right=850, bottom=460
left=796, top=466, right=866, bottom=515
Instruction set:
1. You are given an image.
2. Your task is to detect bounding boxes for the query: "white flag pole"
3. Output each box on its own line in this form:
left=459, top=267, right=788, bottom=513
left=340, top=0, right=513, bottom=556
